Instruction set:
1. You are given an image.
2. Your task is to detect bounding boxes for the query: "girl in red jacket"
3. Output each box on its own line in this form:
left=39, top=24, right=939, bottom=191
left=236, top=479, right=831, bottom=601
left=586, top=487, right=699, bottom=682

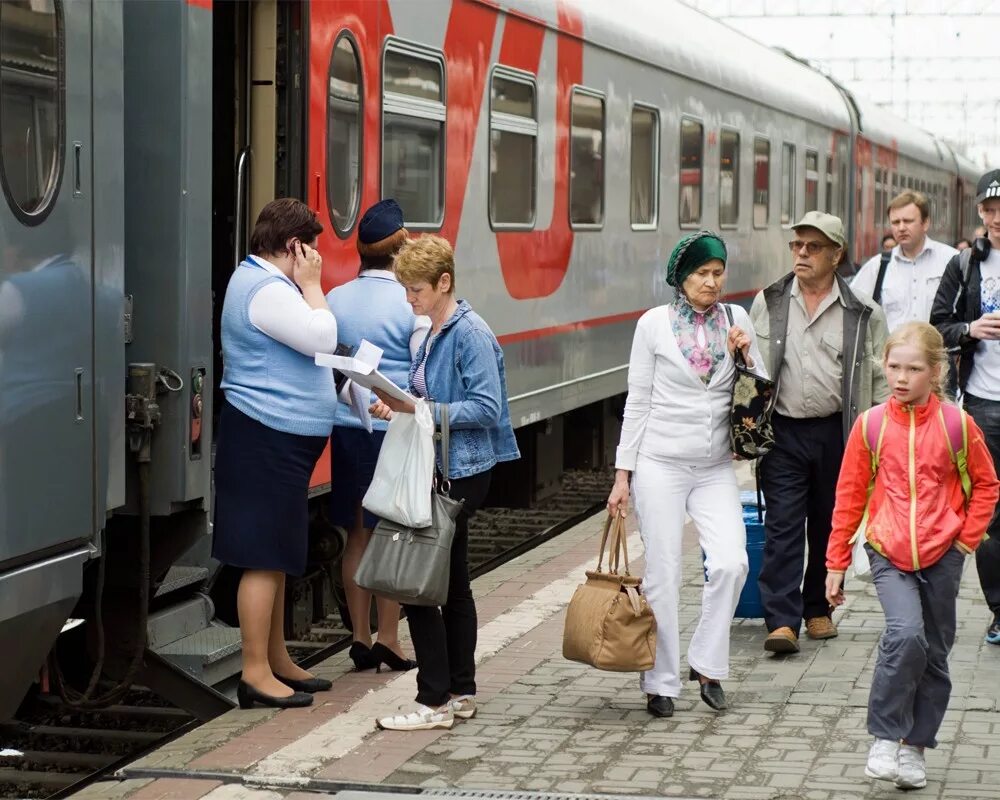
left=826, top=321, right=999, bottom=790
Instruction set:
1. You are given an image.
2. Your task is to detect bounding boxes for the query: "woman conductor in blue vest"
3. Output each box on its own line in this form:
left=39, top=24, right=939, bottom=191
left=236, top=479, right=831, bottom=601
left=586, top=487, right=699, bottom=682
left=213, top=198, right=339, bottom=709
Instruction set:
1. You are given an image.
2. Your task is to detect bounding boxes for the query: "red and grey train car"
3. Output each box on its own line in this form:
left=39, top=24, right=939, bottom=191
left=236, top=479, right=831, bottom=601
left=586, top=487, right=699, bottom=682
left=0, top=0, right=983, bottom=718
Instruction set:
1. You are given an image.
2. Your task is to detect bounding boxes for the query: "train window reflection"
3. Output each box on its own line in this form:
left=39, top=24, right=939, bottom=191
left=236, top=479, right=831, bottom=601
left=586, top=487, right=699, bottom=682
left=327, top=34, right=362, bottom=237
left=0, top=0, right=63, bottom=222
left=753, top=137, right=769, bottom=228
left=382, top=43, right=446, bottom=227
left=825, top=151, right=833, bottom=212
left=719, top=129, right=739, bottom=227
left=679, top=118, right=703, bottom=226
left=804, top=149, right=818, bottom=213
left=490, top=71, right=536, bottom=228
left=781, top=142, right=795, bottom=225
left=630, top=105, right=658, bottom=228
left=569, top=88, right=604, bottom=228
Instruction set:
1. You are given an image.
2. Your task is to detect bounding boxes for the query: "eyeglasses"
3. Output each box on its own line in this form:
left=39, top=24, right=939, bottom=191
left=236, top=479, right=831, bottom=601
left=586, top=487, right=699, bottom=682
left=788, top=240, right=835, bottom=255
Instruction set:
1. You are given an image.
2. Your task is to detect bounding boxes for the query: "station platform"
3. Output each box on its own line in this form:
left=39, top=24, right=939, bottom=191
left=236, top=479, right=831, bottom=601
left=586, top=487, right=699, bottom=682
left=78, top=482, right=1000, bottom=800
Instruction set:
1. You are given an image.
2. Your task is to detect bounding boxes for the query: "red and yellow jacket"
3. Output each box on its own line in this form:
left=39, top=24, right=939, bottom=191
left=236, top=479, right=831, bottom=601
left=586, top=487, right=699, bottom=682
left=827, top=395, right=999, bottom=574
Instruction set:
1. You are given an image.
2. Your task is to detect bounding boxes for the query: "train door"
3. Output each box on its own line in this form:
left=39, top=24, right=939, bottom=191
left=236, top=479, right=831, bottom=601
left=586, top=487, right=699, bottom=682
left=0, top=0, right=94, bottom=567
left=211, top=0, right=307, bottom=423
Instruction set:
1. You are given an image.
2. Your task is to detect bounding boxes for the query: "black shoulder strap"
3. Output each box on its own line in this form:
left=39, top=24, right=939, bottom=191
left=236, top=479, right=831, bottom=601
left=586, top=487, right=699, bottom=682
left=952, top=247, right=975, bottom=316
left=723, top=303, right=734, bottom=327
left=872, top=250, right=892, bottom=305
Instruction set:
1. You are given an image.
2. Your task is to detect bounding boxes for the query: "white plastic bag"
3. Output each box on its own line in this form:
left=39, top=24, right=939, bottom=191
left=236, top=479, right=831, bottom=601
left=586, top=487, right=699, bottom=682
left=362, top=399, right=435, bottom=527
left=847, top=526, right=873, bottom=584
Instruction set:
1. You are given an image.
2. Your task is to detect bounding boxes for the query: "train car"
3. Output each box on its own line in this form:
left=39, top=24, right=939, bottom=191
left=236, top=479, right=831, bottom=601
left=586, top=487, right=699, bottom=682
left=0, top=0, right=987, bottom=720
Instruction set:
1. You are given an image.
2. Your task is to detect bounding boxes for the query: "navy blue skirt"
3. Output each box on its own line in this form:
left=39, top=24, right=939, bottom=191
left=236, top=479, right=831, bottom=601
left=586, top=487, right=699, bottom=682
left=212, top=400, right=328, bottom=576
left=328, top=426, right=387, bottom=530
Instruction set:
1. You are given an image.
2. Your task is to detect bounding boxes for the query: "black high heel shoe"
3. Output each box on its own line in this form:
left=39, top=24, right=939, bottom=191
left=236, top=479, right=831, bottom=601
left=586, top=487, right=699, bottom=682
left=371, top=642, right=416, bottom=672
left=275, top=673, right=333, bottom=693
left=688, top=668, right=727, bottom=711
left=237, top=680, right=313, bottom=710
left=349, top=641, right=379, bottom=671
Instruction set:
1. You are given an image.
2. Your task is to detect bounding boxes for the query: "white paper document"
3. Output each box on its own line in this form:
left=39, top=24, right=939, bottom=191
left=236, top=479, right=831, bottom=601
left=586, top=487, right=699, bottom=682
left=316, top=345, right=418, bottom=409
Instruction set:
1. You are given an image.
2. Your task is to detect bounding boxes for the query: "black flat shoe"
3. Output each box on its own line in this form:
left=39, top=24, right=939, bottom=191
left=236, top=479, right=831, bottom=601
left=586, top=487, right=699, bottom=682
left=688, top=668, right=727, bottom=711
left=646, top=694, right=674, bottom=718
left=349, top=641, right=378, bottom=671
left=371, top=642, right=416, bottom=672
left=275, top=673, right=333, bottom=693
left=237, top=680, right=313, bottom=710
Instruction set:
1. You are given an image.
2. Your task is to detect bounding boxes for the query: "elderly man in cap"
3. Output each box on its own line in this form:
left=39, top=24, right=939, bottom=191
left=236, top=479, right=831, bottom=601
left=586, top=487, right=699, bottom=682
left=931, top=168, right=1000, bottom=645
left=750, top=211, right=889, bottom=654
left=325, top=198, right=429, bottom=673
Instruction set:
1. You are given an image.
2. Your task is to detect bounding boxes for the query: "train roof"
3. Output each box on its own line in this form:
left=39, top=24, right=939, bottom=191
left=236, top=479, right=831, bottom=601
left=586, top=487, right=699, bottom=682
left=503, top=0, right=851, bottom=130
left=850, top=95, right=951, bottom=169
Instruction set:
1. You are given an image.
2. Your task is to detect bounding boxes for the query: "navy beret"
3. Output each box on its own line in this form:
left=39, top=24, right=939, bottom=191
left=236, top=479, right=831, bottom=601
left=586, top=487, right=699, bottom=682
left=357, top=198, right=404, bottom=244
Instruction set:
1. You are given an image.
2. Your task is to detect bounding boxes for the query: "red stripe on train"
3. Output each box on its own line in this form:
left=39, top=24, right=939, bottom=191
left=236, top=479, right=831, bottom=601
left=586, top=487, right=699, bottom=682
left=186, top=0, right=212, bottom=9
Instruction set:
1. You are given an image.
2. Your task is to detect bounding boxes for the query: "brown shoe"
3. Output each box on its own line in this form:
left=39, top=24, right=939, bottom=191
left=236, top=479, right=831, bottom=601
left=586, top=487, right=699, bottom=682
left=764, top=626, right=800, bottom=653
left=805, top=616, right=838, bottom=640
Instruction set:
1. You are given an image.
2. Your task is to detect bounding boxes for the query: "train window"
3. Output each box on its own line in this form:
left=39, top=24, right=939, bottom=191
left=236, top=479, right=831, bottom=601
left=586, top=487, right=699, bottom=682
left=718, top=129, right=739, bottom=227
left=327, top=33, right=362, bottom=237
left=569, top=88, right=604, bottom=228
left=825, top=150, right=833, bottom=212
left=753, top=137, right=769, bottom=228
left=0, top=0, right=64, bottom=223
left=382, top=43, right=446, bottom=227
left=630, top=104, right=658, bottom=228
left=781, top=142, right=795, bottom=225
left=804, top=150, right=818, bottom=213
left=875, top=168, right=884, bottom=222
left=679, top=117, right=703, bottom=226
left=489, top=69, right=537, bottom=228
left=837, top=137, right=849, bottom=220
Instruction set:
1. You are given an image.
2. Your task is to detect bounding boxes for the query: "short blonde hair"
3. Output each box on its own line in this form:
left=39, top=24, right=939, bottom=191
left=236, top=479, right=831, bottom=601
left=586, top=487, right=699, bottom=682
left=883, top=321, right=949, bottom=401
left=887, top=191, right=930, bottom=222
left=393, top=234, right=455, bottom=291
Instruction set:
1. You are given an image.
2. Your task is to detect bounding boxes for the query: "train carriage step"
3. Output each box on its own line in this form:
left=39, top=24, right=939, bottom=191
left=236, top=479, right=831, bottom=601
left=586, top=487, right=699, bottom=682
left=154, top=565, right=210, bottom=599
left=155, top=625, right=242, bottom=687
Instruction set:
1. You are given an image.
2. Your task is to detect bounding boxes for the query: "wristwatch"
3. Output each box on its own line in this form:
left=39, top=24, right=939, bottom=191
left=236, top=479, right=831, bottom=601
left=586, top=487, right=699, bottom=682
left=962, top=322, right=971, bottom=337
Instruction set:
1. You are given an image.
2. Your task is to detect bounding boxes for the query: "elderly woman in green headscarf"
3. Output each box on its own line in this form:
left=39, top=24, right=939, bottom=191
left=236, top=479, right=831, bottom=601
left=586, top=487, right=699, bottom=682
left=606, top=230, right=767, bottom=719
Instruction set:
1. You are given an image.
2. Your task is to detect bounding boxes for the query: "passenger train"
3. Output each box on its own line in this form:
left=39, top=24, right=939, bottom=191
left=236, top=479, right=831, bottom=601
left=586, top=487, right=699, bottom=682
left=0, top=0, right=984, bottom=719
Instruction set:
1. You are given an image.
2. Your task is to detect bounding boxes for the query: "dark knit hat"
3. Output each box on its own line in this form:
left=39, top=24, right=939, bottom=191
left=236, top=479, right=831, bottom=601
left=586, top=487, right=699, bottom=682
left=357, top=198, right=408, bottom=257
left=665, top=230, right=727, bottom=287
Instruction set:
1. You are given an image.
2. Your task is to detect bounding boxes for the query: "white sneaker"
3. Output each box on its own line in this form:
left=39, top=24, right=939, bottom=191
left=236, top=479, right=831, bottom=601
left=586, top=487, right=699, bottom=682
left=865, top=738, right=900, bottom=782
left=449, top=695, right=477, bottom=719
left=896, top=744, right=927, bottom=789
left=376, top=704, right=454, bottom=731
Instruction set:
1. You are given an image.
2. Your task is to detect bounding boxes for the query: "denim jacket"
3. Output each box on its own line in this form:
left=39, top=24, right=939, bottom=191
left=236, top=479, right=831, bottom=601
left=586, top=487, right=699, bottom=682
left=409, top=300, right=520, bottom=479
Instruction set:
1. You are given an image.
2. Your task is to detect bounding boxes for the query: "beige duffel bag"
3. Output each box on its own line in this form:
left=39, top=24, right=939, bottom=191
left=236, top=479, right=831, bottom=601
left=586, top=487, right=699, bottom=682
left=562, top=513, right=656, bottom=671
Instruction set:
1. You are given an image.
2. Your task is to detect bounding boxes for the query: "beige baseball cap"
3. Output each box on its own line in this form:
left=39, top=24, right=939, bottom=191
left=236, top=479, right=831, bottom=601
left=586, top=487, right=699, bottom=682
left=791, top=211, right=846, bottom=248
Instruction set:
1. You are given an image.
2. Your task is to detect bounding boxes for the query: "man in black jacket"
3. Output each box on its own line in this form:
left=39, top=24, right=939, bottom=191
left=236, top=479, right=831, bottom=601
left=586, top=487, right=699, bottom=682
left=930, top=168, right=1000, bottom=645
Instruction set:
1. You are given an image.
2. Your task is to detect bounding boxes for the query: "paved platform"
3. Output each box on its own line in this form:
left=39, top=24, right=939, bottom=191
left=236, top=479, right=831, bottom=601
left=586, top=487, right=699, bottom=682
left=78, top=473, right=1000, bottom=800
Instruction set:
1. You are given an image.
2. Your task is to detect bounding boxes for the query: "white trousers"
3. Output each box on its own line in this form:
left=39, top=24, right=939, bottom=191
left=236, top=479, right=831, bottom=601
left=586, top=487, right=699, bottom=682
left=632, top=455, right=749, bottom=697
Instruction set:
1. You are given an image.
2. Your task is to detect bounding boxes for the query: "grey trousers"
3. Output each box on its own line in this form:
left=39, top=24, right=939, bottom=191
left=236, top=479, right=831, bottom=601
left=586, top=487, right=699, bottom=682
left=867, top=545, right=965, bottom=748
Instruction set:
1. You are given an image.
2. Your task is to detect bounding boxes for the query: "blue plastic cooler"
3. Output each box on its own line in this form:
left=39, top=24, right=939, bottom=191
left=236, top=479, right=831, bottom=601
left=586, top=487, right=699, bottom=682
left=702, top=491, right=766, bottom=618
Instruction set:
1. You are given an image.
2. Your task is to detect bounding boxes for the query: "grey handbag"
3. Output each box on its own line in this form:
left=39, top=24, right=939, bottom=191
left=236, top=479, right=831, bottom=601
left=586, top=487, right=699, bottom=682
left=355, top=404, right=464, bottom=607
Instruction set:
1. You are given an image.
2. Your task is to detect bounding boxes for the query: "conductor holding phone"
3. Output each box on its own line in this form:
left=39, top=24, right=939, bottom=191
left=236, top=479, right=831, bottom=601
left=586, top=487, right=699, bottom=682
left=213, top=198, right=339, bottom=709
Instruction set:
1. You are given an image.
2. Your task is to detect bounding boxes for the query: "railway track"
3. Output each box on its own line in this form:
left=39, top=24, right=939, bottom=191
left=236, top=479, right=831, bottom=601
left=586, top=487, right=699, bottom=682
left=0, top=468, right=611, bottom=799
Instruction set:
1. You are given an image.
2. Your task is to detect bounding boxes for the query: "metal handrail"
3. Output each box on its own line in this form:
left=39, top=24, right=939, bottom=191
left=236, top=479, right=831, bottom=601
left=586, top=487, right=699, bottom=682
left=233, top=148, right=251, bottom=269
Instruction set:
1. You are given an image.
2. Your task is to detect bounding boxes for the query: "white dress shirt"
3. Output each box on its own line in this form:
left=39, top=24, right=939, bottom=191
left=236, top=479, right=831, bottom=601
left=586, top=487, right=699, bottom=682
left=247, top=256, right=338, bottom=357
left=852, top=237, right=958, bottom=331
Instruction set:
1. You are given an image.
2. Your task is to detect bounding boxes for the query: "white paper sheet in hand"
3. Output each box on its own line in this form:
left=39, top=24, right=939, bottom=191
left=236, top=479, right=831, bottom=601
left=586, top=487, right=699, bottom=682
left=315, top=353, right=418, bottom=405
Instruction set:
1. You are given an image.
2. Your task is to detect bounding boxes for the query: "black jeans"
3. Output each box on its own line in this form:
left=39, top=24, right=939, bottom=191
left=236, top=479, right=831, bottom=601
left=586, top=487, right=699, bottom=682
left=404, top=469, right=492, bottom=707
left=963, top=393, right=1000, bottom=617
left=758, top=413, right=844, bottom=632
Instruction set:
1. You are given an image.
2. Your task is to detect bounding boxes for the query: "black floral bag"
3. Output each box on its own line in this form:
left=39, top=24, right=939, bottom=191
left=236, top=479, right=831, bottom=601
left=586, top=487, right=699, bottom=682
left=723, top=305, right=777, bottom=459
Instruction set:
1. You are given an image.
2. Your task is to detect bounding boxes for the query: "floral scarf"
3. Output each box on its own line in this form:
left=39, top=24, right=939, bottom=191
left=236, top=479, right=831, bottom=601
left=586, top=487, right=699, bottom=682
left=670, top=295, right=727, bottom=385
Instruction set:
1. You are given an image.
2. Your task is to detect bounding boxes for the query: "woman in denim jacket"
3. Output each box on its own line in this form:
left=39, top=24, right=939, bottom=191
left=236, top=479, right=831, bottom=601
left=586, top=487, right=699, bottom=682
left=371, top=234, right=519, bottom=731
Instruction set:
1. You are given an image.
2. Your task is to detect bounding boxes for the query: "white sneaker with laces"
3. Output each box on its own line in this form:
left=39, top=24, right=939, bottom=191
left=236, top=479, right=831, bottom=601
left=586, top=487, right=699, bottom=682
left=896, top=744, right=927, bottom=789
left=865, top=738, right=900, bottom=782
left=449, top=695, right=477, bottom=719
left=375, top=704, right=454, bottom=731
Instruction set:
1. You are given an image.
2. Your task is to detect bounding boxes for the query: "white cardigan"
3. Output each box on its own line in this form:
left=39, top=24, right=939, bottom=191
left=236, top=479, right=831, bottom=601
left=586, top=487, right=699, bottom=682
left=615, top=303, right=767, bottom=470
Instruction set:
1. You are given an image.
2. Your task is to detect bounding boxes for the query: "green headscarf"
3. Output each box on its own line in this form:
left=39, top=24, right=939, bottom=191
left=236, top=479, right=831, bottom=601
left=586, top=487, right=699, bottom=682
left=665, top=230, right=727, bottom=288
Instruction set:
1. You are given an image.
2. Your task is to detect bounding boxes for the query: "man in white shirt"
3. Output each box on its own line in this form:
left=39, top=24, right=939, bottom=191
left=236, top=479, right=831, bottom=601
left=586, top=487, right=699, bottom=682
left=931, top=168, right=1000, bottom=646
left=853, top=191, right=957, bottom=331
